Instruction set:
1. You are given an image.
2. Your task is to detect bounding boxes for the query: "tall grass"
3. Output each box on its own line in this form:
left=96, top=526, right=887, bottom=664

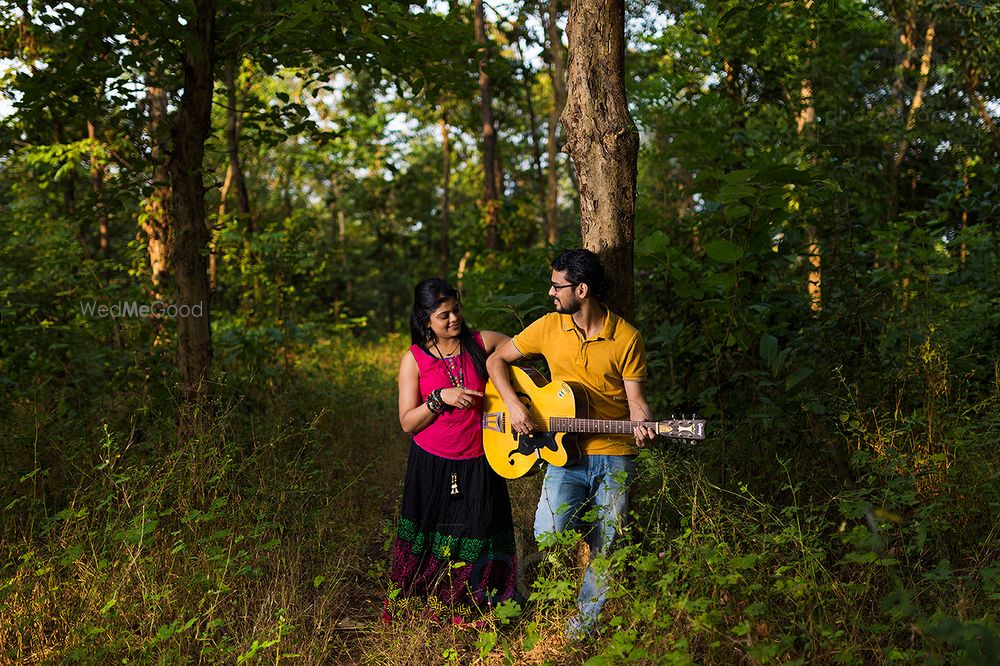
left=2, top=332, right=997, bottom=664
left=1, top=335, right=406, bottom=663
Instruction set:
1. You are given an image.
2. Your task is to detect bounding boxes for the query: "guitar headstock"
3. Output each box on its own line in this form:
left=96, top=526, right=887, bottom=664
left=656, top=417, right=706, bottom=440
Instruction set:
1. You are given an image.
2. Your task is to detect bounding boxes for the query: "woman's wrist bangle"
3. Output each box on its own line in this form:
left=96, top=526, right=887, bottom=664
left=426, top=388, right=448, bottom=414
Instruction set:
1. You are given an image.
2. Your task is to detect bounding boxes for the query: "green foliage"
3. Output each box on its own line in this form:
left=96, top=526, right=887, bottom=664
left=0, top=336, right=403, bottom=662
left=1, top=0, right=998, bottom=662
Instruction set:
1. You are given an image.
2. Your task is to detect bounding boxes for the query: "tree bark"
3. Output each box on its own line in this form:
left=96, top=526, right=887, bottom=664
left=216, top=59, right=252, bottom=297
left=167, top=0, right=216, bottom=411
left=87, top=120, right=110, bottom=262
left=474, top=0, right=500, bottom=250
left=886, top=14, right=935, bottom=222
left=893, top=22, right=936, bottom=173
left=544, top=0, right=567, bottom=245
left=562, top=0, right=638, bottom=318
left=143, top=84, right=173, bottom=288
left=439, top=109, right=451, bottom=277
left=797, top=0, right=821, bottom=312
left=520, top=63, right=546, bottom=219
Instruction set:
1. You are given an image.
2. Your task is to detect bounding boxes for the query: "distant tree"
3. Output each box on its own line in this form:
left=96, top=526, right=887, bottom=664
left=542, top=0, right=567, bottom=246
left=474, top=0, right=500, bottom=250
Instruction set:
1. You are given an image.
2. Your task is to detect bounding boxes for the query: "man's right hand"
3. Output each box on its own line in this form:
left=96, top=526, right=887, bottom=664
left=507, top=400, right=537, bottom=435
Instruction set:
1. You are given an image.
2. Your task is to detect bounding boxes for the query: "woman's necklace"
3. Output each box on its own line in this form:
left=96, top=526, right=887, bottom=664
left=432, top=339, right=465, bottom=388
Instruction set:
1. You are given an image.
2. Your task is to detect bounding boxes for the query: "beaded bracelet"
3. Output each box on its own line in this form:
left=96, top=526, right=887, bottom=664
left=426, top=388, right=448, bottom=414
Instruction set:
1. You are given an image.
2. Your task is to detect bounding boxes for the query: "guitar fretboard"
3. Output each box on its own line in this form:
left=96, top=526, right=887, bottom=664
left=545, top=417, right=705, bottom=439
left=548, top=418, right=657, bottom=434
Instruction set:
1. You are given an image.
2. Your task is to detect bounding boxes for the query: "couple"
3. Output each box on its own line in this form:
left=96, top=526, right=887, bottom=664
left=389, top=249, right=656, bottom=637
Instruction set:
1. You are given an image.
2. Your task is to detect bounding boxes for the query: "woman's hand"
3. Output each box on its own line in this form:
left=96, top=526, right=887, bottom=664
left=440, top=387, right=484, bottom=410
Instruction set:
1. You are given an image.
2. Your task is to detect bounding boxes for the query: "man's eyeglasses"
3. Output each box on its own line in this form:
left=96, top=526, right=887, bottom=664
left=550, top=282, right=578, bottom=291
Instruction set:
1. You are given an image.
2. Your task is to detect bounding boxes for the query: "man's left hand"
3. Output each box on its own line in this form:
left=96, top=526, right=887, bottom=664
left=633, top=424, right=657, bottom=448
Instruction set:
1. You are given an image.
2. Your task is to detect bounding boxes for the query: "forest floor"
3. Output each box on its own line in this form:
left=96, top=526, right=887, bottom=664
left=2, top=334, right=997, bottom=664
left=306, top=338, right=572, bottom=664
left=0, top=335, right=594, bottom=664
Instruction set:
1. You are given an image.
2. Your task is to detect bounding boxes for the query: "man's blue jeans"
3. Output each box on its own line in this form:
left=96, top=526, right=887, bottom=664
left=533, top=455, right=636, bottom=626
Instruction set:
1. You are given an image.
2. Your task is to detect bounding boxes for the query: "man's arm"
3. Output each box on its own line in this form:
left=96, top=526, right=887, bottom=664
left=624, top=379, right=657, bottom=446
left=486, top=338, right=537, bottom=434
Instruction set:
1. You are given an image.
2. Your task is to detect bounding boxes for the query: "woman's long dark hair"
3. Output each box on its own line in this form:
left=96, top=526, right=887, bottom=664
left=409, top=278, right=487, bottom=382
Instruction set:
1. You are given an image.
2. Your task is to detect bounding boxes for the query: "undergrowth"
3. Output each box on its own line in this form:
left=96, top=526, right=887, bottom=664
left=1, top=332, right=997, bottom=664
left=0, top=335, right=404, bottom=663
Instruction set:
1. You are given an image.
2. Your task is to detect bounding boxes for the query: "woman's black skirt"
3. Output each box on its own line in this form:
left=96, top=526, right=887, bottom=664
left=389, top=441, right=517, bottom=608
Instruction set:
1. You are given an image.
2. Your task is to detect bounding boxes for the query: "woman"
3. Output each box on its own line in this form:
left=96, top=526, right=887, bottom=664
left=388, top=278, right=517, bottom=612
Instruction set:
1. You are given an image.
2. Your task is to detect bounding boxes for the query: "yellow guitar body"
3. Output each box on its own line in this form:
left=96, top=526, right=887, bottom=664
left=482, top=366, right=585, bottom=479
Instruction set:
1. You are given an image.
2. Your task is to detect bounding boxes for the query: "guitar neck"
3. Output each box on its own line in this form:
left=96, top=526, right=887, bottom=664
left=546, top=417, right=705, bottom=439
left=548, top=417, right=659, bottom=435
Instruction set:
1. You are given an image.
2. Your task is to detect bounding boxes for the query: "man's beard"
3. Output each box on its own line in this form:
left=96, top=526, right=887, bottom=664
left=555, top=299, right=581, bottom=315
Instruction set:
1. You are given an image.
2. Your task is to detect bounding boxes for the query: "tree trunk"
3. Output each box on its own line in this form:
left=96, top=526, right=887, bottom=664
left=167, top=0, right=216, bottom=412
left=143, top=84, right=173, bottom=288
left=53, top=120, right=82, bottom=248
left=474, top=0, right=500, bottom=250
left=521, top=64, right=545, bottom=220
left=797, top=0, right=821, bottom=312
left=893, top=22, right=936, bottom=173
left=216, top=59, right=252, bottom=298
left=440, top=109, right=451, bottom=277
left=87, top=120, right=110, bottom=262
left=562, top=0, right=638, bottom=318
left=544, top=0, right=567, bottom=245
left=886, top=16, right=935, bottom=221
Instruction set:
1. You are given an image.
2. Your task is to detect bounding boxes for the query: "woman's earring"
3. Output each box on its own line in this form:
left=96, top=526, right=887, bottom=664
left=425, top=327, right=433, bottom=340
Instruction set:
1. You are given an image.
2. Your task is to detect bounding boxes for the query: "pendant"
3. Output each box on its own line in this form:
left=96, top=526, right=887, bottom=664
left=450, top=472, right=459, bottom=496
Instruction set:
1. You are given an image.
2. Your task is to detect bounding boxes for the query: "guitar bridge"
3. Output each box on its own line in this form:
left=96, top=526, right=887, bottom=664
left=482, top=412, right=505, bottom=433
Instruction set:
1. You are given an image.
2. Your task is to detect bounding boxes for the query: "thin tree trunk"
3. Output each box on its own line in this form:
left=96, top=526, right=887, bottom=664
left=893, top=22, right=935, bottom=172
left=562, top=0, right=638, bottom=318
left=511, top=24, right=544, bottom=209
left=53, top=120, right=82, bottom=247
left=966, top=82, right=996, bottom=137
left=440, top=109, right=451, bottom=277
left=143, top=84, right=173, bottom=289
left=216, top=59, right=252, bottom=299
left=544, top=0, right=567, bottom=245
left=959, top=155, right=969, bottom=270
left=887, top=19, right=935, bottom=221
left=168, top=0, right=216, bottom=414
left=521, top=64, right=545, bottom=218
left=87, top=120, right=110, bottom=261
left=888, top=20, right=934, bottom=307
left=797, top=0, right=821, bottom=312
left=474, top=0, right=500, bottom=250
left=494, top=142, right=505, bottom=204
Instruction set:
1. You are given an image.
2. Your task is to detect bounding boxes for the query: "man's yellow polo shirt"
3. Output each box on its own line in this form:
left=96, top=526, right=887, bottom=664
left=511, top=309, right=647, bottom=456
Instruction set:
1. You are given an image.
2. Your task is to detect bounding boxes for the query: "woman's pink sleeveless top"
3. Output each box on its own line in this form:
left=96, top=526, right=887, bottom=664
left=410, top=331, right=486, bottom=460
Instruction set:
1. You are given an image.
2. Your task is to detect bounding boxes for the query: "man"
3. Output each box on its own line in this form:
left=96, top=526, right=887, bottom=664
left=486, top=248, right=656, bottom=638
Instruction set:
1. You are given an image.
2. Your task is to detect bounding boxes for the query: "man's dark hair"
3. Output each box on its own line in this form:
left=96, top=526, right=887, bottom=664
left=552, top=249, right=609, bottom=300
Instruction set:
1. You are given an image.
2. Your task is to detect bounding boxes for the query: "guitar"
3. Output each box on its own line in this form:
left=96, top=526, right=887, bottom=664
left=482, top=366, right=706, bottom=479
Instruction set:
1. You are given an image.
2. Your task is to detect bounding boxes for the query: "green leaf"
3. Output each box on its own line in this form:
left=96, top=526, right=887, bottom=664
left=785, top=366, right=813, bottom=390
left=704, top=240, right=742, bottom=263
left=718, top=183, right=757, bottom=203
left=705, top=271, right=738, bottom=289
left=724, top=203, right=751, bottom=220
left=637, top=230, right=670, bottom=255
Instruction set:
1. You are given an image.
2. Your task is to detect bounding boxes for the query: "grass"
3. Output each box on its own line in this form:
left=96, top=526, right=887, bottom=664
left=1, top=333, right=997, bottom=664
